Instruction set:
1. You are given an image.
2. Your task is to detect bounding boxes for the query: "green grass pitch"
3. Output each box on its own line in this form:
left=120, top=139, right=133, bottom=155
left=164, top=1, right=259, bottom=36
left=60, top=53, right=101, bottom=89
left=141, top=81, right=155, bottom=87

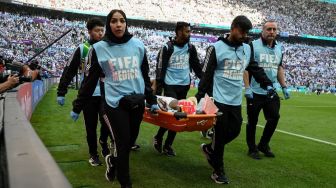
left=30, top=86, right=336, bottom=188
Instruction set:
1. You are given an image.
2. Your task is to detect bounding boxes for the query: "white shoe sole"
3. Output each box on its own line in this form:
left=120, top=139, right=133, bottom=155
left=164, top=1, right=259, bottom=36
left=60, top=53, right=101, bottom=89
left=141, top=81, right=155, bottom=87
left=211, top=174, right=229, bottom=184
left=105, top=154, right=114, bottom=182
left=89, top=158, right=102, bottom=167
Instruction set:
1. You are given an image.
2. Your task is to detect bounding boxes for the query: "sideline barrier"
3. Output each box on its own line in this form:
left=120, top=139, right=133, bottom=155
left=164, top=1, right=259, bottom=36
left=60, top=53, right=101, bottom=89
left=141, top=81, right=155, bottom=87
left=1, top=78, right=71, bottom=188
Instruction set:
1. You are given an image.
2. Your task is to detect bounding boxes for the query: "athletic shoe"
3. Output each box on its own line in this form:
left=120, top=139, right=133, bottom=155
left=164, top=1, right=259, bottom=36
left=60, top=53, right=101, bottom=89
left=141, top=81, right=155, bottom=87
left=206, top=129, right=214, bottom=139
left=258, top=144, right=275, bottom=158
left=89, top=155, right=102, bottom=166
left=130, top=144, right=140, bottom=151
left=157, top=98, right=168, bottom=111
left=163, top=145, right=176, bottom=157
left=121, top=184, right=132, bottom=188
left=201, top=129, right=214, bottom=140
left=247, top=150, right=261, bottom=160
left=153, top=136, right=162, bottom=153
left=200, top=143, right=215, bottom=169
left=211, top=171, right=229, bottom=184
left=105, top=154, right=116, bottom=182
left=200, top=131, right=207, bottom=138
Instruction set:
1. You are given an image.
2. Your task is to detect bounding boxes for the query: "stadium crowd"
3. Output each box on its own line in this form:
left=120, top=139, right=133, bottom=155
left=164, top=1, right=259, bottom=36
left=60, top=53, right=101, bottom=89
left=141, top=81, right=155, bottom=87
left=283, top=43, right=336, bottom=92
left=0, top=10, right=335, bottom=92
left=18, top=0, right=336, bottom=37
left=0, top=11, right=84, bottom=76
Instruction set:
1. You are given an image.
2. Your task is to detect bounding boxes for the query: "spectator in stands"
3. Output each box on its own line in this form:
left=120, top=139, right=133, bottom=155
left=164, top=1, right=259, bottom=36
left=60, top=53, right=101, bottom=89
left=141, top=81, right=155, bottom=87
left=18, top=0, right=335, bottom=36
left=0, top=9, right=334, bottom=93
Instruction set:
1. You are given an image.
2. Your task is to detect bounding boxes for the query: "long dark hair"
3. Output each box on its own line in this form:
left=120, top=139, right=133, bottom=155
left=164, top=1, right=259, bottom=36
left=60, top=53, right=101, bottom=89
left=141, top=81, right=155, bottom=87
left=104, top=9, right=132, bottom=44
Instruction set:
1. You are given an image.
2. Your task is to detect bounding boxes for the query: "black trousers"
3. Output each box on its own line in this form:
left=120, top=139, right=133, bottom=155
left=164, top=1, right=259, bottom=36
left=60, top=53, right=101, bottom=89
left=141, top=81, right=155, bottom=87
left=206, top=102, right=242, bottom=171
left=82, top=96, right=110, bottom=157
left=102, top=100, right=145, bottom=186
left=246, top=93, right=280, bottom=151
left=155, top=84, right=189, bottom=146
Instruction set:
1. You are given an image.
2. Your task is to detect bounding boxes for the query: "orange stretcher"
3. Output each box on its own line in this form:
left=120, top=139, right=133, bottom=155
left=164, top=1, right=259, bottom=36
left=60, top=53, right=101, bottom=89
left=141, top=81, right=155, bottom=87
left=143, top=108, right=219, bottom=132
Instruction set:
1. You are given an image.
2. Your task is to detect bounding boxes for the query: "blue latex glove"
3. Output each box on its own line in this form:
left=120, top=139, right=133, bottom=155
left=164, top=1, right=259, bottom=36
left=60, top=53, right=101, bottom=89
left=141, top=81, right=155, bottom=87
left=57, top=96, right=65, bottom=106
left=150, top=104, right=160, bottom=113
left=266, top=86, right=277, bottom=99
left=244, top=87, right=253, bottom=99
left=282, top=87, right=290, bottom=100
left=70, top=111, right=79, bottom=121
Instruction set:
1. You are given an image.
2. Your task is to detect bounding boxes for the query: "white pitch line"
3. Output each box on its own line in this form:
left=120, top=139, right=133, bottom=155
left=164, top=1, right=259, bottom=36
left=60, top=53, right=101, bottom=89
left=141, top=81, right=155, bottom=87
left=242, top=105, right=336, bottom=108
left=243, top=121, right=336, bottom=147
left=284, top=106, right=336, bottom=108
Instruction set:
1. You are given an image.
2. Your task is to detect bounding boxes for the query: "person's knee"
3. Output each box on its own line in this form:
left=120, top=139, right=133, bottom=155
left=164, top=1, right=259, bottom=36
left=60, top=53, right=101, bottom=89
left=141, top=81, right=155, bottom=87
left=233, top=126, right=242, bottom=138
left=247, top=117, right=258, bottom=127
left=223, top=130, right=241, bottom=145
left=86, top=129, right=97, bottom=138
left=226, top=124, right=241, bottom=141
left=266, top=114, right=280, bottom=124
left=116, top=141, right=130, bottom=154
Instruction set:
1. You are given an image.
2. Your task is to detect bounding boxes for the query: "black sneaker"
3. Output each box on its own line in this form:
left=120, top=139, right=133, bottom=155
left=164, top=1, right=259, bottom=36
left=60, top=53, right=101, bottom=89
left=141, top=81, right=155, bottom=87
left=206, top=129, right=214, bottom=139
left=130, top=144, right=140, bottom=151
left=105, top=154, right=116, bottom=182
left=163, top=145, right=176, bottom=157
left=200, top=143, right=215, bottom=169
left=157, top=98, right=168, bottom=111
left=89, top=155, right=102, bottom=166
left=200, top=131, right=207, bottom=138
left=211, top=171, right=229, bottom=184
left=153, top=136, right=162, bottom=153
left=121, top=184, right=132, bottom=188
left=257, top=144, right=275, bottom=158
left=247, top=150, right=261, bottom=160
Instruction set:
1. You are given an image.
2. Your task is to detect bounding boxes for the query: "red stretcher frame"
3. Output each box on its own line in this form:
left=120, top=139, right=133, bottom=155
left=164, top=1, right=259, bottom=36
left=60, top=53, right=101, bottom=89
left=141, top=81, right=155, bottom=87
left=142, top=108, right=217, bottom=132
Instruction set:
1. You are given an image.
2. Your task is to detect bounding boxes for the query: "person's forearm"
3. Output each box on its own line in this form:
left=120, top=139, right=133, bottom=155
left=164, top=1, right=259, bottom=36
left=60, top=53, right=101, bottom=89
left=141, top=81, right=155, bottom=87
left=277, top=66, right=287, bottom=87
left=0, top=81, right=12, bottom=93
left=243, top=70, right=250, bottom=88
